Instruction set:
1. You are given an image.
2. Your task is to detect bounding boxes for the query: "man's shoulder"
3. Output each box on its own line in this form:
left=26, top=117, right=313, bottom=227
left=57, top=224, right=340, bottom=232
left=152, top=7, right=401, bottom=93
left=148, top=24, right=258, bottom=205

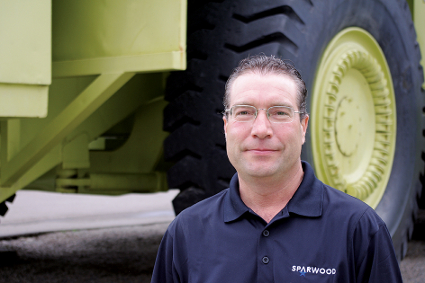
left=168, top=189, right=229, bottom=229
left=298, top=161, right=373, bottom=219
left=321, top=183, right=385, bottom=228
left=322, top=183, right=368, bottom=207
left=181, top=188, right=229, bottom=215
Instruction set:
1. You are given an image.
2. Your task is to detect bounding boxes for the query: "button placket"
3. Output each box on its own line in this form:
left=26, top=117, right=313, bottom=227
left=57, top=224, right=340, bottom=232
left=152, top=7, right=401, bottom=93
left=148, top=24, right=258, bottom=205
left=261, top=230, right=270, bottom=264
left=257, top=225, right=274, bottom=282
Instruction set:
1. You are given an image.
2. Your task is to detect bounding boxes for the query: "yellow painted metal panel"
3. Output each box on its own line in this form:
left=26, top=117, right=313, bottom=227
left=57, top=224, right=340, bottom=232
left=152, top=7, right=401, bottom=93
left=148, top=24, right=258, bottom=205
left=0, top=0, right=51, bottom=85
left=0, top=84, right=48, bottom=118
left=0, top=0, right=51, bottom=117
left=414, top=0, right=425, bottom=86
left=53, top=51, right=186, bottom=78
left=52, top=0, right=186, bottom=62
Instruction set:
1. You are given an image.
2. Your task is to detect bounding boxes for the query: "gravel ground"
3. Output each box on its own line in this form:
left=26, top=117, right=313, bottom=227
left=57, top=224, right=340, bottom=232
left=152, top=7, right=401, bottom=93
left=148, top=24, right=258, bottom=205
left=400, top=240, right=425, bottom=283
left=0, top=219, right=424, bottom=282
left=399, top=209, right=425, bottom=283
left=0, top=223, right=169, bottom=283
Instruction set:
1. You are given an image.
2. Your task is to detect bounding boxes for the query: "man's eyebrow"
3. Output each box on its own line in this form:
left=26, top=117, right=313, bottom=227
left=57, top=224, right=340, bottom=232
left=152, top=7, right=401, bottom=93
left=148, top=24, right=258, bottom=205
left=232, top=102, right=294, bottom=107
left=228, top=102, right=252, bottom=107
left=274, top=103, right=293, bottom=107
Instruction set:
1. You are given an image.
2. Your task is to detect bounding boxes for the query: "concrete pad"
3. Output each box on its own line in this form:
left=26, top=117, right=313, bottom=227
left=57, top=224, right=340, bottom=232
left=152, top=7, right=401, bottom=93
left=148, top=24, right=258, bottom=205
left=0, top=189, right=179, bottom=238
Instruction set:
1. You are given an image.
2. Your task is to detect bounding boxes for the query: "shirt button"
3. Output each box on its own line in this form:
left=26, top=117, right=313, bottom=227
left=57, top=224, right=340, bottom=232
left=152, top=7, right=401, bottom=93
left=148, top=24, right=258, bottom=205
left=262, top=256, right=270, bottom=264
left=263, top=230, right=270, bottom=237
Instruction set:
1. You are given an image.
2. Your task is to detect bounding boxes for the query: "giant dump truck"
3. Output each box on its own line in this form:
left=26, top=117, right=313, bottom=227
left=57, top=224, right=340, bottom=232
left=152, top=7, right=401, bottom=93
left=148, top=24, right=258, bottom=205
left=1, top=0, right=424, bottom=260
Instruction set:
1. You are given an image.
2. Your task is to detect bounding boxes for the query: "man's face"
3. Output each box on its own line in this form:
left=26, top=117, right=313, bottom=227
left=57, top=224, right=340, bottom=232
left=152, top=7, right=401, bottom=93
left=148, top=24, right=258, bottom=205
left=223, top=72, right=309, bottom=180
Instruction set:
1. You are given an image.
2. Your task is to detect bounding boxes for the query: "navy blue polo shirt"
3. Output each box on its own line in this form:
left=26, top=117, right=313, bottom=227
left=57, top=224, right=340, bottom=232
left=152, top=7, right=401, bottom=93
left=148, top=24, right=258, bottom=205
left=151, top=162, right=402, bottom=282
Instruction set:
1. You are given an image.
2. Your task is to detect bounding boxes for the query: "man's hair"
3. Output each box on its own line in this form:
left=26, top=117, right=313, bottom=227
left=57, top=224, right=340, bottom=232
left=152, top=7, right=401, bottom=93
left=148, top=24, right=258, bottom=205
left=223, top=55, right=308, bottom=120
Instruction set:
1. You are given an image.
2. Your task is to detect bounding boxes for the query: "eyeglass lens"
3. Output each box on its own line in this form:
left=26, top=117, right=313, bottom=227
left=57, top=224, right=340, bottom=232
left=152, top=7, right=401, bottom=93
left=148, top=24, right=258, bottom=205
left=230, top=105, right=295, bottom=123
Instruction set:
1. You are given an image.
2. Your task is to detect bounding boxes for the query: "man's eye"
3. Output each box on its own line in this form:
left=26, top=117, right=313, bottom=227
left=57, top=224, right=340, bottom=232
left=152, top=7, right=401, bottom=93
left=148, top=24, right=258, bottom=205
left=276, top=111, right=290, bottom=116
left=236, top=111, right=249, bottom=116
left=234, top=107, right=255, bottom=116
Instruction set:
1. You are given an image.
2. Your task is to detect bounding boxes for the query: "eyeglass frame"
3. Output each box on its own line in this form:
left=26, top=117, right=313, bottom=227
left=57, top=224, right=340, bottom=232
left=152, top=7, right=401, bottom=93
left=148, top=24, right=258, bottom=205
left=223, top=104, right=306, bottom=123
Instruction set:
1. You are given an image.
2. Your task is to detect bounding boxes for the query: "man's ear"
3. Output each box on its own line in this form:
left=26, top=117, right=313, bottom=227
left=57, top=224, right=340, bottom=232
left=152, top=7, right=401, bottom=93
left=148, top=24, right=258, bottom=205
left=223, top=116, right=228, bottom=138
left=301, top=115, right=309, bottom=144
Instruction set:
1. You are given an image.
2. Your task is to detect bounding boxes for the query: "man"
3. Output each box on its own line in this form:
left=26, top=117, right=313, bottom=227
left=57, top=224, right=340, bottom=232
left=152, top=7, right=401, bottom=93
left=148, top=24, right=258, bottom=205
left=151, top=55, right=403, bottom=282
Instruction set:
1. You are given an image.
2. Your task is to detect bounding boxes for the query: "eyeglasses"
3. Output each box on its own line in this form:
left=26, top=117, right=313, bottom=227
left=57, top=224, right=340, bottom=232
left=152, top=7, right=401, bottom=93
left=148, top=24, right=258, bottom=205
left=224, top=105, right=304, bottom=123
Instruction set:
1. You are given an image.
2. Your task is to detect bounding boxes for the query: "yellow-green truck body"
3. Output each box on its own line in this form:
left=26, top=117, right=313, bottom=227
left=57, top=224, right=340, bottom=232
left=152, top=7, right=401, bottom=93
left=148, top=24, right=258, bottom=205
left=0, top=0, right=186, bottom=202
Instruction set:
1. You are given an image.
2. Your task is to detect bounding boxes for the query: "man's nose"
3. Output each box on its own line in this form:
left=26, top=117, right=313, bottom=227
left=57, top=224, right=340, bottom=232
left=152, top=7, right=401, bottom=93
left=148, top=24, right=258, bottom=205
left=251, top=110, right=273, bottom=138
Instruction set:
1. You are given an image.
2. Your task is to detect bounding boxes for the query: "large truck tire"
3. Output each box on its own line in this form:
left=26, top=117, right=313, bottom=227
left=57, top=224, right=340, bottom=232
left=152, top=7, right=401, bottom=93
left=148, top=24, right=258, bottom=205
left=164, top=0, right=424, bottom=260
left=292, top=0, right=424, bottom=261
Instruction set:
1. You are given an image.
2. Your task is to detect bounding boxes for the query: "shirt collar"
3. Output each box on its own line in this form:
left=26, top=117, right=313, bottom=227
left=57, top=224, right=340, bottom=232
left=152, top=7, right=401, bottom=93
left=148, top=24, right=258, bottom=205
left=223, top=161, right=323, bottom=223
left=223, top=173, right=250, bottom=222
left=287, top=161, right=323, bottom=217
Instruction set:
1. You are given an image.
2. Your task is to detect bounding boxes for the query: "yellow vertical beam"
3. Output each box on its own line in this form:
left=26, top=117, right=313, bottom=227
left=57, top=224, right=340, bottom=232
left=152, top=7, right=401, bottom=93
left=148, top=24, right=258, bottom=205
left=1, top=119, right=20, bottom=163
left=62, top=134, right=90, bottom=169
left=1, top=72, right=135, bottom=187
left=414, top=0, right=425, bottom=87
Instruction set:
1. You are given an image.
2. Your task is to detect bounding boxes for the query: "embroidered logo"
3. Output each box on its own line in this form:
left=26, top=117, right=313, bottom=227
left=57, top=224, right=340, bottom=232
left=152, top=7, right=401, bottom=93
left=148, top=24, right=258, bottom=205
left=292, top=265, right=336, bottom=277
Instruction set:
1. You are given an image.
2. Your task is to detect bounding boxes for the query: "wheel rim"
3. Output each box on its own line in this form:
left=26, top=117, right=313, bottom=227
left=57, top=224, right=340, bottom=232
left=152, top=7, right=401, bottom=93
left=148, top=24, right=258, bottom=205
left=311, top=27, right=396, bottom=208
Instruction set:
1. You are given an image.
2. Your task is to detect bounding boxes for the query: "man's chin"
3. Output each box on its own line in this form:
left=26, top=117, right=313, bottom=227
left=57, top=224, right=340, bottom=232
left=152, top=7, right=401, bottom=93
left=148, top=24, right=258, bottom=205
left=245, top=168, right=276, bottom=179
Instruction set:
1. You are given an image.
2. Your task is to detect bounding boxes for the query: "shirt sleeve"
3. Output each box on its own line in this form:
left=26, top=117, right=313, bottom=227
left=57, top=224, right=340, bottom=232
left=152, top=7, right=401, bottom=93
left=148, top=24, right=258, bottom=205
left=353, top=208, right=403, bottom=283
left=151, top=227, right=181, bottom=283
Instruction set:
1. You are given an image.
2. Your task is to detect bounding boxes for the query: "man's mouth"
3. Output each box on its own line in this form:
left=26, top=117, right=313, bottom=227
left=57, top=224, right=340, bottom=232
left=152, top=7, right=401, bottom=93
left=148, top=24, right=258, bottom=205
left=247, top=148, right=277, bottom=153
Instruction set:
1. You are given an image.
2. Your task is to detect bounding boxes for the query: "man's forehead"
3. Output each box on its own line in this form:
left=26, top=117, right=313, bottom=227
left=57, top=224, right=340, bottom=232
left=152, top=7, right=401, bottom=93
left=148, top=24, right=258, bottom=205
left=228, top=72, right=298, bottom=104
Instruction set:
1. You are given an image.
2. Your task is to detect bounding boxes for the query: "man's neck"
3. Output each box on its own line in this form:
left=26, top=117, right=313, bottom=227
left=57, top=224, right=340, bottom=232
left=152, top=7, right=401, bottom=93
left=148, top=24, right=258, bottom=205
left=238, top=162, right=304, bottom=223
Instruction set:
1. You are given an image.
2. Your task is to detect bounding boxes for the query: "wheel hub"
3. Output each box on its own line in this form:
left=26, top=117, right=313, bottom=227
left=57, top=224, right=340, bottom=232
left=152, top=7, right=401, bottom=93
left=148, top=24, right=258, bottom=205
left=311, top=28, right=396, bottom=208
left=335, top=96, right=360, bottom=157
